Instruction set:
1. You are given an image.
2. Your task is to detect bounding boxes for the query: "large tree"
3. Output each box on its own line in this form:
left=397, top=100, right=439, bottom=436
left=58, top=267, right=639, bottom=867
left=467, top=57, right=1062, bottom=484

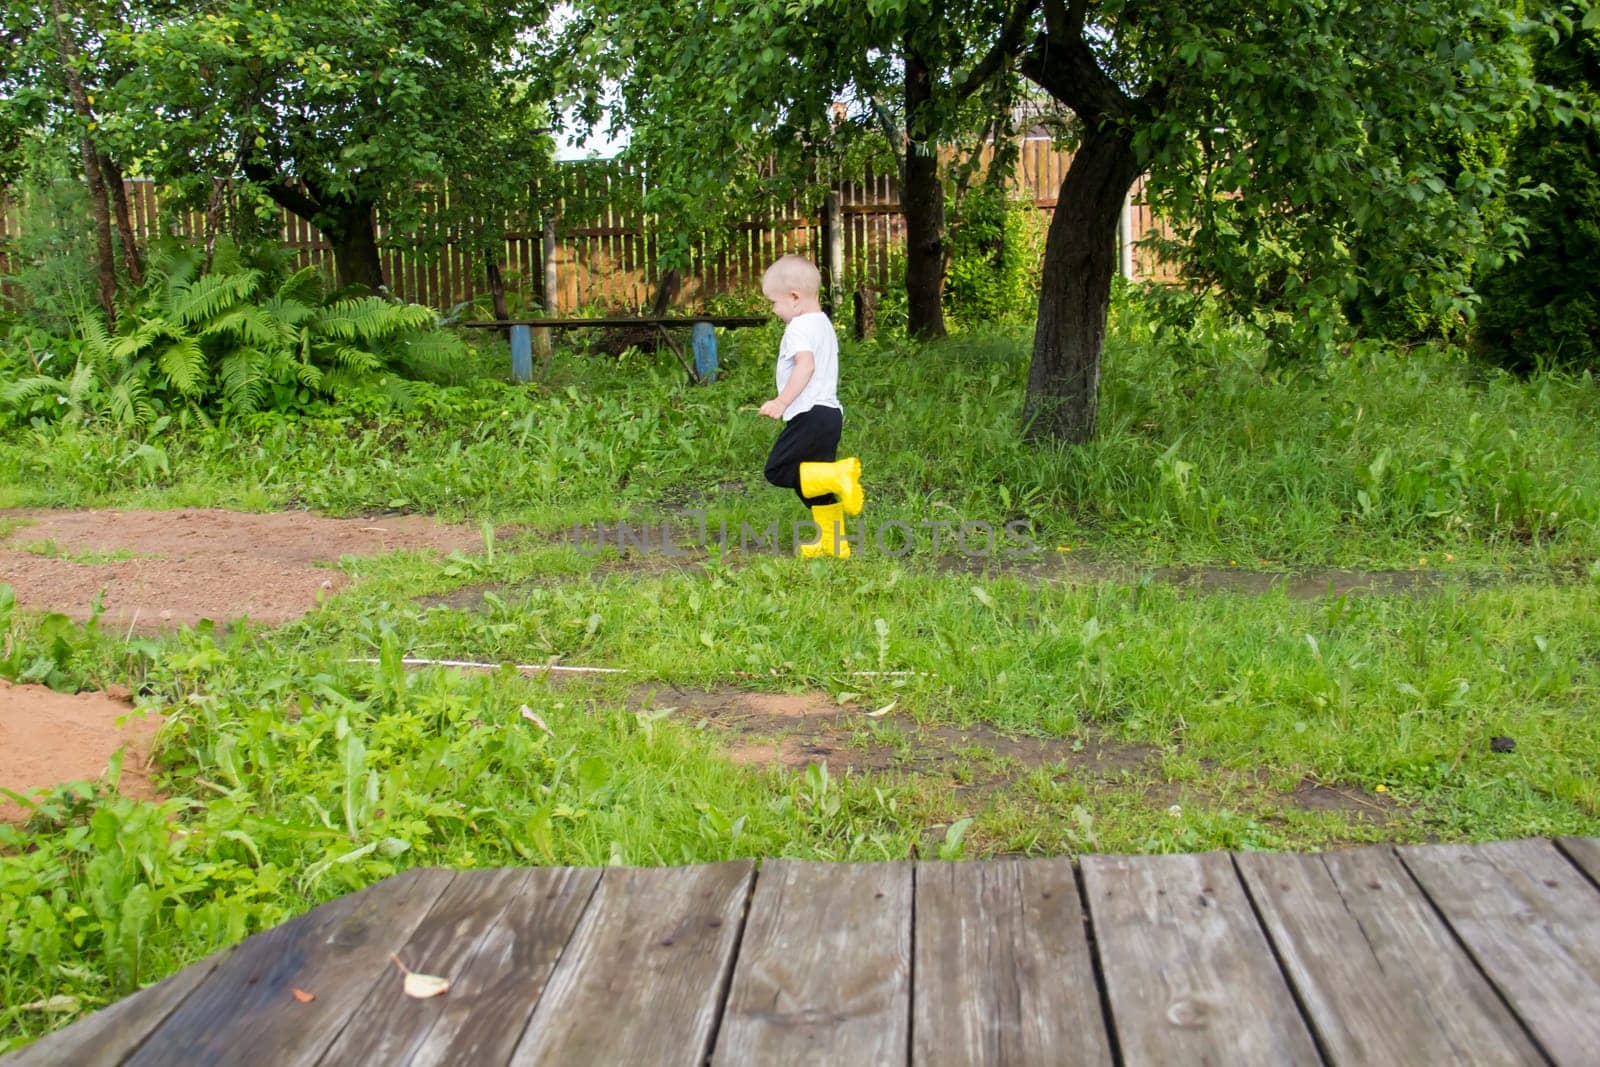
left=120, top=1, right=552, bottom=292
left=569, top=0, right=1034, bottom=339
left=578, top=1, right=1534, bottom=437
left=1, top=1, right=159, bottom=322
left=1015, top=0, right=1535, bottom=441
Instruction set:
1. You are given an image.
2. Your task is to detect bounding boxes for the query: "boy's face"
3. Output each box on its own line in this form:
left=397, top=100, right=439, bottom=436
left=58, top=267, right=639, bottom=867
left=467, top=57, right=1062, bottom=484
left=764, top=283, right=806, bottom=323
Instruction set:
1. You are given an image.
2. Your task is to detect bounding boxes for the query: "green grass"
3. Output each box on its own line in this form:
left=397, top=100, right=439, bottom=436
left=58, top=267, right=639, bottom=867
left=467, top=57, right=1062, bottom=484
left=2, top=289, right=1598, bottom=1048
left=11, top=540, right=148, bottom=563
left=3, top=293, right=1597, bottom=569
left=322, top=546, right=1600, bottom=822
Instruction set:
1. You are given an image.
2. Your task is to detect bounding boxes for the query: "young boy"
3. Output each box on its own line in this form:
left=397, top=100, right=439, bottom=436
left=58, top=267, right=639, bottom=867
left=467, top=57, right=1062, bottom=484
left=757, top=255, right=864, bottom=558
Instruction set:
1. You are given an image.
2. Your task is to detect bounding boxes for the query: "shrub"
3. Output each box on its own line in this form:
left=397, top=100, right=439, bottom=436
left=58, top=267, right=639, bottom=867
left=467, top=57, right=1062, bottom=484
left=1473, top=8, right=1600, bottom=373
left=943, top=183, right=1045, bottom=328
left=0, top=241, right=474, bottom=429
left=0, top=139, right=100, bottom=336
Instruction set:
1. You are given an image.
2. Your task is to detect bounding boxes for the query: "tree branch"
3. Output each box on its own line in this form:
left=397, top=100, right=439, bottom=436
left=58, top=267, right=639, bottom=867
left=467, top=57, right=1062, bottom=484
left=1065, top=0, right=1089, bottom=37
left=869, top=94, right=905, bottom=174
left=241, top=156, right=323, bottom=222
left=1019, top=24, right=1135, bottom=123
left=955, top=0, right=1042, bottom=101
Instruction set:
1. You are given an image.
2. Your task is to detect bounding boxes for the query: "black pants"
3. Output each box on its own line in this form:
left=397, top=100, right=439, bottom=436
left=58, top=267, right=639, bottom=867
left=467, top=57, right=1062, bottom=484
left=764, top=405, right=842, bottom=506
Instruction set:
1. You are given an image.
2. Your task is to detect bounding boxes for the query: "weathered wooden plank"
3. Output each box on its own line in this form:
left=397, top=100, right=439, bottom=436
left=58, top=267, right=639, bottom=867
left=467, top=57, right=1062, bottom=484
left=382, top=870, right=601, bottom=1067
left=317, top=865, right=600, bottom=1066
left=3, top=948, right=231, bottom=1067
left=407, top=866, right=598, bottom=1065
left=1237, top=847, right=1543, bottom=1065
left=439, top=219, right=455, bottom=308
left=1401, top=838, right=1600, bottom=1066
left=1556, top=836, right=1600, bottom=886
left=459, top=246, right=476, bottom=305
left=912, top=858, right=1112, bottom=1067
left=124, top=867, right=454, bottom=1067
left=712, top=861, right=911, bottom=1065
left=318, top=866, right=518, bottom=1061
left=1082, top=851, right=1320, bottom=1065
left=509, top=862, right=753, bottom=1065
left=603, top=175, right=619, bottom=303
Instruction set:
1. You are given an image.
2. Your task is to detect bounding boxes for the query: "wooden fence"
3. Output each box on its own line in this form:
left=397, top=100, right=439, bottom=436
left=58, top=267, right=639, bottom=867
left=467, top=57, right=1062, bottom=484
left=0, top=140, right=1172, bottom=314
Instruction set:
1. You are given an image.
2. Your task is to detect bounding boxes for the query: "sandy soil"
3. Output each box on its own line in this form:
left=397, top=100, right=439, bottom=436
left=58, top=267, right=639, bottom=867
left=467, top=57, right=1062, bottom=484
left=0, top=678, right=164, bottom=823
left=0, top=507, right=481, bottom=630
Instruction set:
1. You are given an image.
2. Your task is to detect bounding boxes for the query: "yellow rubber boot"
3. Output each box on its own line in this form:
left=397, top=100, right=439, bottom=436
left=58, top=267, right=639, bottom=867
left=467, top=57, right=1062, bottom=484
left=798, top=503, right=851, bottom=559
left=799, top=457, right=864, bottom=515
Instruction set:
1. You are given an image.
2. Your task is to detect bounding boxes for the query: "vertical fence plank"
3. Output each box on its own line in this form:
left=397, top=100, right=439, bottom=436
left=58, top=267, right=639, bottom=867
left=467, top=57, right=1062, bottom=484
left=0, top=191, right=17, bottom=292
left=433, top=199, right=443, bottom=305
left=429, top=197, right=443, bottom=309
left=607, top=168, right=621, bottom=306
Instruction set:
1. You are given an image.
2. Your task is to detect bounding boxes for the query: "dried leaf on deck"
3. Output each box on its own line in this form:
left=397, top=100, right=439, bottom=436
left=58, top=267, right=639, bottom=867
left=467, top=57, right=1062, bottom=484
left=291, top=988, right=316, bottom=1003
left=403, top=972, right=451, bottom=999
left=391, top=953, right=451, bottom=999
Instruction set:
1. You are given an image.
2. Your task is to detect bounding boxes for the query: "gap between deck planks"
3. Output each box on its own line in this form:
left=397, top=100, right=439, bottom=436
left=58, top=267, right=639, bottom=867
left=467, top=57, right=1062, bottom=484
left=8, top=838, right=1600, bottom=1067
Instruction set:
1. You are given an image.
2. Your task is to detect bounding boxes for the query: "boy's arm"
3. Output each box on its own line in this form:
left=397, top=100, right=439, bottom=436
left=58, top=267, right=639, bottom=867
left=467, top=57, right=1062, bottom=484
left=759, top=350, right=814, bottom=419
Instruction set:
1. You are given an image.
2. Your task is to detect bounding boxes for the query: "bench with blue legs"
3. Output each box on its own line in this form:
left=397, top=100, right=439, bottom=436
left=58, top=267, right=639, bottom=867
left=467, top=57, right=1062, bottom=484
left=462, top=316, right=769, bottom=384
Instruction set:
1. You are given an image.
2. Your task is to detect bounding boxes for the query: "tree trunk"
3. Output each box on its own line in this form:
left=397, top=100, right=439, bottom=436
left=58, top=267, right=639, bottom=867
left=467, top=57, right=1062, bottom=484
left=649, top=269, right=681, bottom=316
left=245, top=164, right=387, bottom=292
left=1023, top=131, right=1140, bottom=444
left=853, top=286, right=878, bottom=340
left=202, top=178, right=227, bottom=272
left=319, top=199, right=385, bottom=292
left=485, top=255, right=509, bottom=321
left=78, top=139, right=118, bottom=325
left=902, top=44, right=948, bottom=340
left=50, top=0, right=117, bottom=324
left=99, top=151, right=142, bottom=287
left=598, top=270, right=683, bottom=354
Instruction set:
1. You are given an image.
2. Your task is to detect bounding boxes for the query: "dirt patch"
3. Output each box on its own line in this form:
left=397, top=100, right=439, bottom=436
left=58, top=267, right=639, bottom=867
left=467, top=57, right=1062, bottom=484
left=0, top=678, right=165, bottom=823
left=636, top=684, right=1398, bottom=824
left=635, top=683, right=1157, bottom=782
left=932, top=555, right=1480, bottom=598
left=725, top=742, right=786, bottom=767
left=415, top=582, right=537, bottom=613
left=1288, top=780, right=1396, bottom=817
left=475, top=528, right=1561, bottom=601
left=722, top=691, right=839, bottom=719
left=634, top=684, right=850, bottom=729
left=1, top=508, right=481, bottom=630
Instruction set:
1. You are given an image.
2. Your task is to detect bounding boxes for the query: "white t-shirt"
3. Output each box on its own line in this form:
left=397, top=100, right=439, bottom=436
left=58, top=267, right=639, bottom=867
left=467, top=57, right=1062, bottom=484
left=776, top=311, right=842, bottom=421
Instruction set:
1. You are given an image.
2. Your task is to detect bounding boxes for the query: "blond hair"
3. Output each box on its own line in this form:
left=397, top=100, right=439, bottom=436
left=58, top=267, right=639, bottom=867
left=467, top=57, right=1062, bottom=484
left=762, top=255, right=821, bottom=297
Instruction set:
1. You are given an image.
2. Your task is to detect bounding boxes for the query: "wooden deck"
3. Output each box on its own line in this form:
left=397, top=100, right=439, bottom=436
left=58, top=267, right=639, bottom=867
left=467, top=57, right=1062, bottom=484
left=9, top=837, right=1600, bottom=1065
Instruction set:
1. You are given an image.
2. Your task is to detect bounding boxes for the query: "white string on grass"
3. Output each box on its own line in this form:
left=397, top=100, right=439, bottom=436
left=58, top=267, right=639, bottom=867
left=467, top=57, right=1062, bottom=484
left=347, top=656, right=626, bottom=675
left=347, top=657, right=933, bottom=679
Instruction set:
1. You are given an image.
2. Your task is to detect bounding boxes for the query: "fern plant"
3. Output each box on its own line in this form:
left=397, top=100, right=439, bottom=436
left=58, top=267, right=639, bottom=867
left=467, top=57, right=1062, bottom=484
left=0, top=242, right=473, bottom=429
